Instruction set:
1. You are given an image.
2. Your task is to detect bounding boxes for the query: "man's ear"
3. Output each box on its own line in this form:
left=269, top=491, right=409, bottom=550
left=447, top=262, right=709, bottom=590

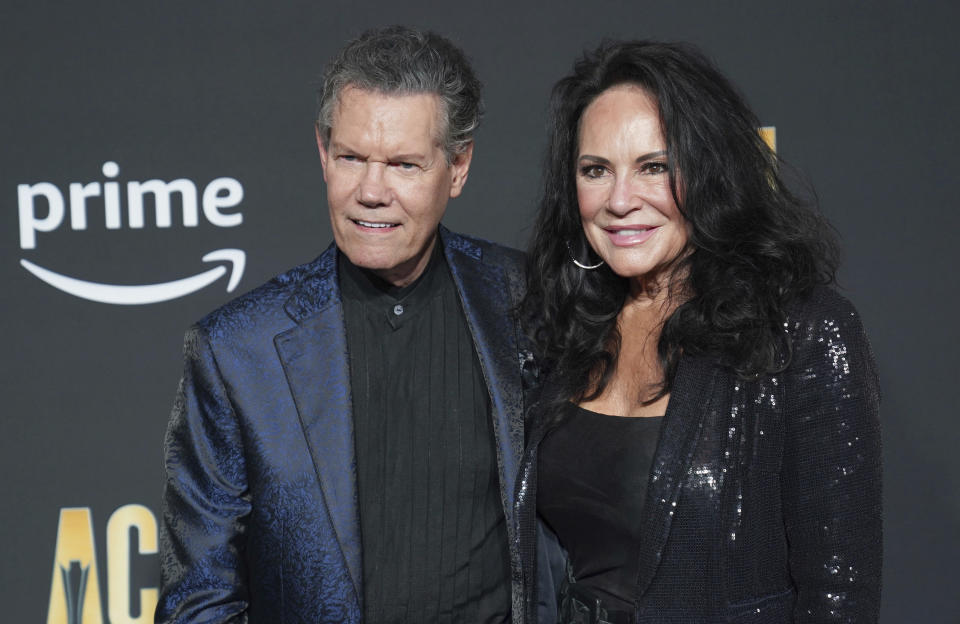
left=448, top=141, right=474, bottom=199
left=315, top=122, right=329, bottom=182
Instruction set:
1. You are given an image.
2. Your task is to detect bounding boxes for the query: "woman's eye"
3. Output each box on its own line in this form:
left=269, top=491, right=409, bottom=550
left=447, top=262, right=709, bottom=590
left=580, top=165, right=607, bottom=179
left=641, top=161, right=669, bottom=174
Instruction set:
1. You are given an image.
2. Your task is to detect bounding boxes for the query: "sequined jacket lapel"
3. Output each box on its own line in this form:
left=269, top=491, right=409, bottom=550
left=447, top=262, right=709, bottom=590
left=516, top=355, right=720, bottom=620
left=632, top=355, right=718, bottom=598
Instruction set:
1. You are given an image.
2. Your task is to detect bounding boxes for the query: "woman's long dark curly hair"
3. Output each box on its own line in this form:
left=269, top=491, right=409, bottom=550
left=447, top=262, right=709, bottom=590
left=521, top=40, right=839, bottom=417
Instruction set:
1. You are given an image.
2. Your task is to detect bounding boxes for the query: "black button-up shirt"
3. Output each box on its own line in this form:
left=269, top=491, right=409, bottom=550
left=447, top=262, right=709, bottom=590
left=339, top=241, right=510, bottom=623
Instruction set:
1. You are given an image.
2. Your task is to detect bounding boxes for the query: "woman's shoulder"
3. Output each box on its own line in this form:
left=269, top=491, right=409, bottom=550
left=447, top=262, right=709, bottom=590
left=784, top=285, right=879, bottom=385
left=785, top=285, right=865, bottom=335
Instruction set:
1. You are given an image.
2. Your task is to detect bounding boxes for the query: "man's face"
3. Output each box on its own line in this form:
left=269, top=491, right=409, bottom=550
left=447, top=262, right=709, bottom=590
left=317, top=87, right=472, bottom=287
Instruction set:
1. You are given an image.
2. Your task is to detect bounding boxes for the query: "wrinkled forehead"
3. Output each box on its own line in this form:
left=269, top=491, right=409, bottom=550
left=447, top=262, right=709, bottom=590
left=330, top=86, right=446, bottom=149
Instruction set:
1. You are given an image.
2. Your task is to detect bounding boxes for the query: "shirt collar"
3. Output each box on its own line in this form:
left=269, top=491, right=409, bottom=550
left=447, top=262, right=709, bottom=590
left=338, top=236, right=446, bottom=309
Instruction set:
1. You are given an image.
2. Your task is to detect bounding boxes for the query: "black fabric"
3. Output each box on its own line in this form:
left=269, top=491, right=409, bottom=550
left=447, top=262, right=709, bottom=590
left=558, top=577, right=638, bottom=624
left=516, top=287, right=882, bottom=623
left=537, top=404, right=663, bottom=612
left=156, top=227, right=532, bottom=624
left=339, top=242, right=511, bottom=624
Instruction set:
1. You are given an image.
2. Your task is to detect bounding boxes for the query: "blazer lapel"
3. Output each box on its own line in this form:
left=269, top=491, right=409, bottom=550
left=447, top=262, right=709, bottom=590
left=441, top=228, right=525, bottom=535
left=635, top=355, right=719, bottom=598
left=274, top=247, right=362, bottom=607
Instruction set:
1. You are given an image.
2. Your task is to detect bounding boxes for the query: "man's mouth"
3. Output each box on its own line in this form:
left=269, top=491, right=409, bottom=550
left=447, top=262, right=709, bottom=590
left=352, top=218, right=399, bottom=229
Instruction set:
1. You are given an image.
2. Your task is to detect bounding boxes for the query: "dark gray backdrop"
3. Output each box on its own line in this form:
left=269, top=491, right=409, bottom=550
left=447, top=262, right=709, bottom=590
left=2, top=1, right=957, bottom=622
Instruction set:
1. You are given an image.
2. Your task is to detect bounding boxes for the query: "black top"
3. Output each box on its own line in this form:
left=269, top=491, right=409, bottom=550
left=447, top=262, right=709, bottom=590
left=537, top=403, right=663, bottom=612
left=519, top=288, right=882, bottom=624
left=339, top=243, right=510, bottom=624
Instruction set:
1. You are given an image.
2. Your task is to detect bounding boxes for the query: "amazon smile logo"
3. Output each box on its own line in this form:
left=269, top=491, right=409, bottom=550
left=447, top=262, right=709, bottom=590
left=17, top=161, right=247, bottom=305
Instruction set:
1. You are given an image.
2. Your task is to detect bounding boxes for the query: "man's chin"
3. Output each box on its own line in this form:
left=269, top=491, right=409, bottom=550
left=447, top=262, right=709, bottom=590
left=341, top=250, right=393, bottom=269
left=336, top=231, right=438, bottom=286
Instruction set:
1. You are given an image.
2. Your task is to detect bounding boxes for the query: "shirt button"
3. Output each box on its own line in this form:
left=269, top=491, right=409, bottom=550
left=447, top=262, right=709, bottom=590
left=393, top=304, right=404, bottom=316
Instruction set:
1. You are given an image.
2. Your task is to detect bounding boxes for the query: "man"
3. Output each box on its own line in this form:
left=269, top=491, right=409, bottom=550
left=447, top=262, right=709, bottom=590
left=157, top=27, right=534, bottom=623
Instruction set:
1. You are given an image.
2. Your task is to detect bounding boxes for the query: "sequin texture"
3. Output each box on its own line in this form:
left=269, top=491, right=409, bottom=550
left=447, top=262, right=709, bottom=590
left=516, top=287, right=882, bottom=623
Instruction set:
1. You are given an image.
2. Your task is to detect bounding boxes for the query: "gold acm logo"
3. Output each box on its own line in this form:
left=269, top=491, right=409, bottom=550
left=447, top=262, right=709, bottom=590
left=760, top=126, right=777, bottom=152
left=46, top=506, right=157, bottom=624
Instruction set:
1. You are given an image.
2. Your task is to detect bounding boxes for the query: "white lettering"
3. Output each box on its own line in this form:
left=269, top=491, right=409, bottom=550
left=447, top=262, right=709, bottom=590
left=69, top=182, right=101, bottom=231
left=102, top=161, right=120, bottom=178
left=103, top=161, right=122, bottom=228
left=127, top=179, right=198, bottom=228
left=18, top=182, right=64, bottom=249
left=202, top=177, right=244, bottom=227
left=17, top=163, right=244, bottom=248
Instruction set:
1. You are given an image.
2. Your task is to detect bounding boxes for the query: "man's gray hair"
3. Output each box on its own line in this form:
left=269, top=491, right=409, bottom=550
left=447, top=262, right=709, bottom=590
left=317, top=26, right=483, bottom=162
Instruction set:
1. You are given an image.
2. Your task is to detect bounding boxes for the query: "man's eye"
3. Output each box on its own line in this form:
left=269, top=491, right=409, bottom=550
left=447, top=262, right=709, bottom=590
left=580, top=165, right=606, bottom=179
left=338, top=154, right=360, bottom=162
left=391, top=161, right=418, bottom=171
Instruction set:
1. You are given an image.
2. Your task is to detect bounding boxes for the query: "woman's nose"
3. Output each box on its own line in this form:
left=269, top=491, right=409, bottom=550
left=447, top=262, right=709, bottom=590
left=607, top=175, right=637, bottom=215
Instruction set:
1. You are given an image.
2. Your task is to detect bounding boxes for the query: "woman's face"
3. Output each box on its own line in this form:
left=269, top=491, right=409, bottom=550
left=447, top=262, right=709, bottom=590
left=576, top=84, right=689, bottom=287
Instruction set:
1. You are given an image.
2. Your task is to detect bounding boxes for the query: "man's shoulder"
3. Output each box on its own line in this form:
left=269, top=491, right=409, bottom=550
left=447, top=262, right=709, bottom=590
left=193, top=246, right=337, bottom=343
left=442, top=227, right=526, bottom=271
left=442, top=228, right=528, bottom=312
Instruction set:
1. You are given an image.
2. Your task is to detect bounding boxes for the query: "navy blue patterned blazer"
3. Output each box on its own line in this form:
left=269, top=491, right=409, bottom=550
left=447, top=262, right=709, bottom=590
left=517, top=287, right=882, bottom=623
left=157, top=227, right=532, bottom=623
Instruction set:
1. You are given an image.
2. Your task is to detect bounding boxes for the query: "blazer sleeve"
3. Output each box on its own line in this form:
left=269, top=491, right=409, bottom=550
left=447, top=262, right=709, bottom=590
left=781, top=294, right=882, bottom=623
left=156, top=325, right=251, bottom=624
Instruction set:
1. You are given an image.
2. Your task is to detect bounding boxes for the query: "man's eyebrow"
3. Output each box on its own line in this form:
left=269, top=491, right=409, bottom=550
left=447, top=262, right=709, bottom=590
left=329, top=143, right=429, bottom=163
left=388, top=153, right=428, bottom=162
left=328, top=141, right=358, bottom=153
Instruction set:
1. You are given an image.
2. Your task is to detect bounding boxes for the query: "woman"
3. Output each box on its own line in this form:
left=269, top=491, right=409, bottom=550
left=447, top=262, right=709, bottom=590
left=516, top=41, right=881, bottom=623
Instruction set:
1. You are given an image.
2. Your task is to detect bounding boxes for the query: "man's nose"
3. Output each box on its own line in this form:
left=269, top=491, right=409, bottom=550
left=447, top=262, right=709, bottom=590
left=358, top=162, right=390, bottom=207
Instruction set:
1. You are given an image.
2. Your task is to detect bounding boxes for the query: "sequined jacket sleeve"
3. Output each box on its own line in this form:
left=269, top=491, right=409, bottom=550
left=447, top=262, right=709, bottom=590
left=157, top=325, right=251, bottom=624
left=781, top=290, right=882, bottom=622
left=516, top=287, right=881, bottom=623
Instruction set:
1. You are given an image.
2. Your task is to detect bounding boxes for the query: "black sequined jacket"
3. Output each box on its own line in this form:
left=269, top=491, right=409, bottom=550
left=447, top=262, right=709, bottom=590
left=516, top=287, right=882, bottom=623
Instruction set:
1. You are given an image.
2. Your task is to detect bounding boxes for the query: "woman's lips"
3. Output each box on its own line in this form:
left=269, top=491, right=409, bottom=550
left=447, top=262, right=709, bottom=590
left=604, top=226, right=658, bottom=246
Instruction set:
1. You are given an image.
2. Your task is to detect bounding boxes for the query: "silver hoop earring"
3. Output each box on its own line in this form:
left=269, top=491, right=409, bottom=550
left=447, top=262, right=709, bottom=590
left=566, top=241, right=604, bottom=270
